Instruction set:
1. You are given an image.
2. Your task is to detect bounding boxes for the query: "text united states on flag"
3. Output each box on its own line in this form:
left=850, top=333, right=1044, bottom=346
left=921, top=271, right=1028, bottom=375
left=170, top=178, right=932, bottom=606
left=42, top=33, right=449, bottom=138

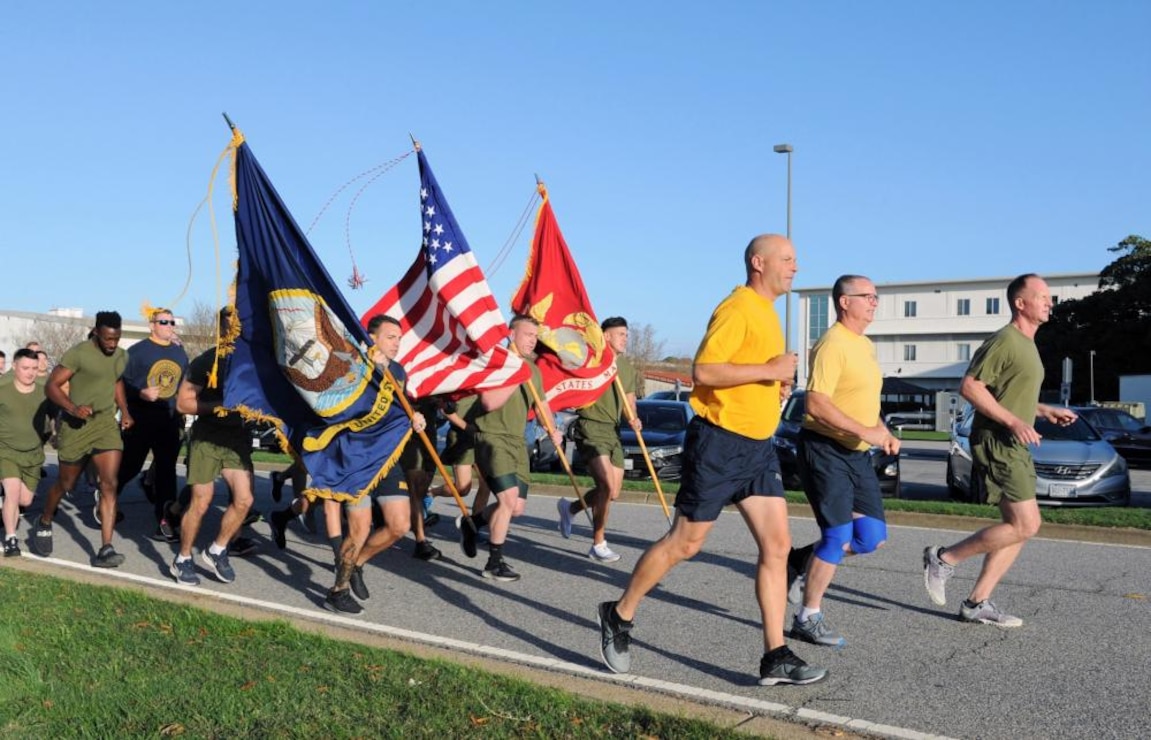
left=361, top=148, right=529, bottom=398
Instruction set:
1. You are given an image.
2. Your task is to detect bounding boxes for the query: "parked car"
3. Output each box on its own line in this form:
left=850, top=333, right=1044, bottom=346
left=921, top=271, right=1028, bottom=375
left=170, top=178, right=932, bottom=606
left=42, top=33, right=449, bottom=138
left=619, top=400, right=694, bottom=480
left=527, top=410, right=577, bottom=472
left=248, top=421, right=283, bottom=452
left=772, top=391, right=901, bottom=497
left=1073, top=406, right=1151, bottom=467
left=646, top=389, right=693, bottom=402
left=945, top=408, right=1131, bottom=506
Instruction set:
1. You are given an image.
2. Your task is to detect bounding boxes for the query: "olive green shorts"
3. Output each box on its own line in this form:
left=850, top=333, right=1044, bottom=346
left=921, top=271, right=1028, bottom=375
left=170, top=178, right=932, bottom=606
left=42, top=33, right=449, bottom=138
left=399, top=434, right=437, bottom=474
left=57, top=413, right=123, bottom=464
left=440, top=427, right=475, bottom=466
left=0, top=445, right=46, bottom=491
left=344, top=464, right=407, bottom=510
left=187, top=437, right=253, bottom=486
left=475, top=432, right=529, bottom=498
left=971, top=428, right=1036, bottom=504
left=572, top=418, right=624, bottom=469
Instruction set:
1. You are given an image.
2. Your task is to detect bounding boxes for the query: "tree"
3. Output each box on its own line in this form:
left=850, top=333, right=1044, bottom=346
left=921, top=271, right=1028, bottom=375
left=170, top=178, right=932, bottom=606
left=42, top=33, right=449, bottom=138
left=1037, top=235, right=1151, bottom=403
left=627, top=322, right=666, bottom=378
left=29, top=317, right=89, bottom=367
left=178, top=301, right=222, bottom=359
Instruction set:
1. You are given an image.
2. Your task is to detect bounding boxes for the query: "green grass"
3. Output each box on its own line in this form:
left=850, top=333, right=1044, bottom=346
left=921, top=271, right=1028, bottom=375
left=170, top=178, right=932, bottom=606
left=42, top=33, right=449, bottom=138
left=0, top=570, right=748, bottom=739
left=532, top=475, right=1151, bottom=530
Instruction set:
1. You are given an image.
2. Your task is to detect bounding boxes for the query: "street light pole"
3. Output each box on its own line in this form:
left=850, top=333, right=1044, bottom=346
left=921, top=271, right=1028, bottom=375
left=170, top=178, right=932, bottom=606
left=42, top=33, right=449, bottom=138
left=1089, top=350, right=1096, bottom=404
left=773, top=143, right=793, bottom=351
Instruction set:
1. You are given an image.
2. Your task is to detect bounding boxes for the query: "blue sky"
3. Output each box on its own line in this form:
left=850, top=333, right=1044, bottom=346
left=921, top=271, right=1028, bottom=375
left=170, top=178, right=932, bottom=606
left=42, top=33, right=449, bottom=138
left=2, top=2, right=1147, bottom=356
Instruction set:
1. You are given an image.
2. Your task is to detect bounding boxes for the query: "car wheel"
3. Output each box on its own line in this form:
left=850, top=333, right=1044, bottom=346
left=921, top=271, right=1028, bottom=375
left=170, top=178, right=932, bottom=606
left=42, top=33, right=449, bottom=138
left=945, top=459, right=965, bottom=501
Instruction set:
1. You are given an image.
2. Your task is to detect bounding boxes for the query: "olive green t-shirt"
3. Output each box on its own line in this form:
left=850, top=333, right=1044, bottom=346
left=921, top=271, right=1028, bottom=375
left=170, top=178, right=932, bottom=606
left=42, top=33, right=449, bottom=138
left=0, top=379, right=51, bottom=452
left=186, top=348, right=248, bottom=445
left=473, top=362, right=544, bottom=439
left=967, top=324, right=1044, bottom=435
left=58, top=339, right=128, bottom=414
left=577, top=354, right=639, bottom=425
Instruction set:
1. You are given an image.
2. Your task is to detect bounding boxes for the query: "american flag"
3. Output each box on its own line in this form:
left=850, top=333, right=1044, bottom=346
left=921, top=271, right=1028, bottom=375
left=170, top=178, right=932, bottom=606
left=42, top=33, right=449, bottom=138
left=361, top=148, right=529, bottom=398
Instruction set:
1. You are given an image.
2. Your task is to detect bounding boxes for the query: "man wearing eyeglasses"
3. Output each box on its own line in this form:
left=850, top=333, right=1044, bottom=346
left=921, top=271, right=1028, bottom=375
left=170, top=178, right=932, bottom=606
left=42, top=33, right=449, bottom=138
left=115, top=308, right=189, bottom=542
left=785, top=275, right=898, bottom=648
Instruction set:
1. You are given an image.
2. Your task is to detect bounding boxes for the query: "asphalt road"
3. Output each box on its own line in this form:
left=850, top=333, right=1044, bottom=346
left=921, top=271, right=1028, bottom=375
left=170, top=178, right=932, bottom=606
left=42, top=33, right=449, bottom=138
left=7, top=449, right=1151, bottom=739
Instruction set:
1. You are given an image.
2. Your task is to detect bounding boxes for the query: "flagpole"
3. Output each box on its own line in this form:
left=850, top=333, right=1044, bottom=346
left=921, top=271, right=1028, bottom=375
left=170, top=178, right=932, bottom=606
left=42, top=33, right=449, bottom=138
left=512, top=348, right=594, bottom=528
left=613, top=377, right=673, bottom=526
left=381, top=366, right=471, bottom=518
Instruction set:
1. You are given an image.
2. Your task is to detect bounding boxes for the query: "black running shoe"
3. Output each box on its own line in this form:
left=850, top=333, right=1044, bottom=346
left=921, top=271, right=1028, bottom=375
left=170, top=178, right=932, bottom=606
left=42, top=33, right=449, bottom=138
left=229, top=537, right=258, bottom=557
left=3, top=536, right=20, bottom=557
left=29, top=521, right=53, bottom=557
left=241, top=510, right=261, bottom=528
left=92, top=544, right=126, bottom=569
left=324, top=588, right=363, bottom=615
left=456, top=515, right=478, bottom=559
left=269, top=509, right=289, bottom=550
left=349, top=565, right=370, bottom=601
left=414, top=540, right=442, bottom=561
left=758, top=646, right=828, bottom=686
left=482, top=559, right=521, bottom=582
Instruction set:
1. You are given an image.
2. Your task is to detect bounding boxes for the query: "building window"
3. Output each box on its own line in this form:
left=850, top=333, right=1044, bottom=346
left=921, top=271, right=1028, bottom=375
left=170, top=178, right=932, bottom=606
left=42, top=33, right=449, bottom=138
left=1051, top=295, right=1060, bottom=305
left=957, top=298, right=970, bottom=316
left=904, top=300, right=917, bottom=318
left=957, top=343, right=971, bottom=362
left=808, top=295, right=829, bottom=345
left=986, top=297, right=1000, bottom=315
left=904, top=344, right=917, bottom=361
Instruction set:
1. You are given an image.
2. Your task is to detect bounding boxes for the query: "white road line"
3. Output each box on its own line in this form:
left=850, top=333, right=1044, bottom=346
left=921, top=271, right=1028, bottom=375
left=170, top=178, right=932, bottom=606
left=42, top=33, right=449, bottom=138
left=24, top=555, right=956, bottom=740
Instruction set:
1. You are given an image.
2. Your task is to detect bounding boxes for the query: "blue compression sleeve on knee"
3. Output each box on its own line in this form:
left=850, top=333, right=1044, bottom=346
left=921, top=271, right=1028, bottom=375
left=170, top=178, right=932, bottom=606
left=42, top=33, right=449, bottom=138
left=814, top=523, right=853, bottom=564
left=851, top=516, right=887, bottom=555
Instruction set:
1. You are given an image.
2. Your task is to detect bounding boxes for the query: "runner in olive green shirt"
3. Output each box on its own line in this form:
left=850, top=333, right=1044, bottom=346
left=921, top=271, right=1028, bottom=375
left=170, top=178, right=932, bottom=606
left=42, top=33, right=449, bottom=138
left=31, top=312, right=133, bottom=567
left=1, top=349, right=52, bottom=556
left=924, top=274, right=1077, bottom=628
left=557, top=316, right=641, bottom=564
left=459, top=315, right=563, bottom=583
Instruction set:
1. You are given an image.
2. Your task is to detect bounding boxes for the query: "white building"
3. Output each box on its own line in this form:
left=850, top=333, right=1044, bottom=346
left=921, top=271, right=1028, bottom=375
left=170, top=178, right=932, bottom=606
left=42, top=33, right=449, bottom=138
left=794, top=272, right=1099, bottom=392
left=0, top=309, right=154, bottom=364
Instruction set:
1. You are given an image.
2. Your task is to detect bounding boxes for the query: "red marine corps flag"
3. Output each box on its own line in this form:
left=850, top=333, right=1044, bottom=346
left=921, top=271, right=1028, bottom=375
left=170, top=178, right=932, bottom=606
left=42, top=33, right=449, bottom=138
left=511, top=182, right=616, bottom=410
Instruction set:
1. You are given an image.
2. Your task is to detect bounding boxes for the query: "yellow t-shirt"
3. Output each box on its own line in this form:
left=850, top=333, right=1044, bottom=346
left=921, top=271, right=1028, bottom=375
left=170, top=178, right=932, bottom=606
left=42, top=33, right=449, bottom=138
left=689, top=286, right=784, bottom=440
left=803, top=322, right=881, bottom=451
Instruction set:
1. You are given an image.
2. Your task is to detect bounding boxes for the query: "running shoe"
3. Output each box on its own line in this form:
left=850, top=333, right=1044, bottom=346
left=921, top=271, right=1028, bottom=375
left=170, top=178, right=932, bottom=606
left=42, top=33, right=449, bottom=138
left=170, top=557, right=201, bottom=586
left=92, top=544, right=126, bottom=568
left=758, top=646, right=828, bottom=686
left=202, top=548, right=235, bottom=583
left=588, top=542, right=620, bottom=563
left=790, top=612, right=846, bottom=648
left=482, top=559, right=521, bottom=582
left=557, top=497, right=574, bottom=539
left=349, top=565, right=370, bottom=601
left=960, top=600, right=1023, bottom=628
left=324, top=588, right=363, bottom=615
left=923, top=545, right=955, bottom=606
left=597, top=600, right=632, bottom=674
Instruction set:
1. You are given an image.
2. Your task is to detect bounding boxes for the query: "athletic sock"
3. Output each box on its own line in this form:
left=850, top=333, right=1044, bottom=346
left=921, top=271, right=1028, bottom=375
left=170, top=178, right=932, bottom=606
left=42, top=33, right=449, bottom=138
left=208, top=542, right=226, bottom=556
left=328, top=535, right=344, bottom=559
left=799, top=606, right=820, bottom=621
left=962, top=599, right=980, bottom=609
left=472, top=510, right=487, bottom=529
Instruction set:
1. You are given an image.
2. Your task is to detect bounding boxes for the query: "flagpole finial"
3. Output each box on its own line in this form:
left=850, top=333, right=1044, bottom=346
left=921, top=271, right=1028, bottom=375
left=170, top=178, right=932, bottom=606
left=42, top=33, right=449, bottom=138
left=534, top=173, right=546, bottom=198
left=409, top=133, right=421, bottom=152
left=222, top=112, right=236, bottom=131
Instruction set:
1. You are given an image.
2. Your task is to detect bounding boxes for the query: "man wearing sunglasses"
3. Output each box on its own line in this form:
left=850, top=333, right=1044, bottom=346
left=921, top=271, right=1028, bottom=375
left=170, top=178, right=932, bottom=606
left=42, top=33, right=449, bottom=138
left=786, top=275, right=898, bottom=648
left=115, top=308, right=189, bottom=542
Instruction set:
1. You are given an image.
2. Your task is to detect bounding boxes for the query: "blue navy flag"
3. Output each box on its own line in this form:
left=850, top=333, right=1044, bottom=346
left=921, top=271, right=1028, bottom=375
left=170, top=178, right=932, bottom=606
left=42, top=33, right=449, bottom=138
left=223, top=128, right=410, bottom=502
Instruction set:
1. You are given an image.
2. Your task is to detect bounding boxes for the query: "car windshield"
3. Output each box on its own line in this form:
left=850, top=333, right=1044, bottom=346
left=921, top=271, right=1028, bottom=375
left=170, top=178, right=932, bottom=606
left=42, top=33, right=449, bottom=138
left=626, top=404, right=688, bottom=432
left=781, top=393, right=805, bottom=423
left=1088, top=409, right=1143, bottom=433
left=1035, top=416, right=1100, bottom=442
